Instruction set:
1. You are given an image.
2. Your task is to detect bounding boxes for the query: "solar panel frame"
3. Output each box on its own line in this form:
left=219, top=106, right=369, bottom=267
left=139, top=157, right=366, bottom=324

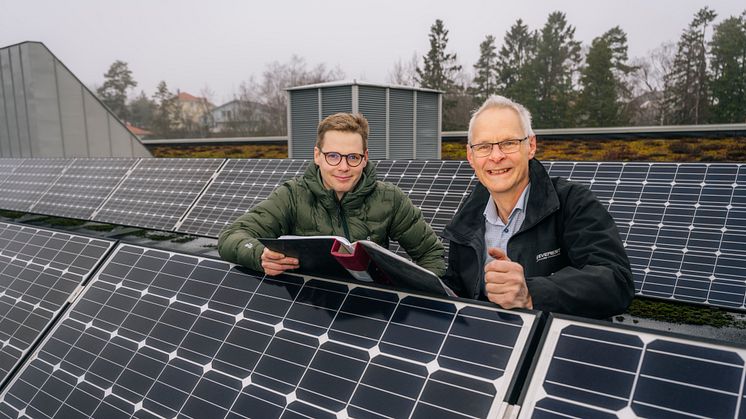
left=0, top=159, right=73, bottom=212
left=516, top=314, right=746, bottom=418
left=0, top=221, right=115, bottom=389
left=29, top=158, right=137, bottom=220
left=91, top=158, right=226, bottom=232
left=0, top=243, right=541, bottom=419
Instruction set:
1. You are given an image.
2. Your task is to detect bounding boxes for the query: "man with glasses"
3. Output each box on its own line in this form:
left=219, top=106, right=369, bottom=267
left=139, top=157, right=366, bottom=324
left=218, top=112, right=445, bottom=277
left=442, top=96, right=633, bottom=319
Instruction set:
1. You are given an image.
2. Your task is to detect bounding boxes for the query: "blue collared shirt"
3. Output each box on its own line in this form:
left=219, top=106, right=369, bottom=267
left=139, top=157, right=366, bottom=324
left=483, top=184, right=531, bottom=264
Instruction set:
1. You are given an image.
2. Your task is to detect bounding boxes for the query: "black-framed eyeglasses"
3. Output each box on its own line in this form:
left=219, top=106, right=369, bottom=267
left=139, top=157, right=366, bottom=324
left=469, top=137, right=528, bottom=157
left=319, top=150, right=365, bottom=167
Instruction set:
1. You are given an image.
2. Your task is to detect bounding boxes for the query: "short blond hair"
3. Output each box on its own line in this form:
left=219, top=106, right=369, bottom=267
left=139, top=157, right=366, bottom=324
left=316, top=113, right=369, bottom=150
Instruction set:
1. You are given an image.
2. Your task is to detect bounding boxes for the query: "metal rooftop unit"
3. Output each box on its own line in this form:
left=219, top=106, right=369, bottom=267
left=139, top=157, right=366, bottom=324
left=287, top=80, right=442, bottom=160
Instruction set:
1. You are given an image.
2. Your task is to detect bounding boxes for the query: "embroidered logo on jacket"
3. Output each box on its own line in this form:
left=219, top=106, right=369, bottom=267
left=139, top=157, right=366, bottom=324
left=536, top=248, right=561, bottom=262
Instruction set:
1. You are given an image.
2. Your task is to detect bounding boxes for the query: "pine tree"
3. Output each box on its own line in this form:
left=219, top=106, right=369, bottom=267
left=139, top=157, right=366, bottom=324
left=524, top=12, right=581, bottom=128
left=709, top=12, right=746, bottom=123
left=496, top=19, right=536, bottom=102
left=96, top=61, right=137, bottom=121
left=417, top=19, right=462, bottom=92
left=664, top=7, right=717, bottom=124
left=576, top=27, right=633, bottom=127
left=417, top=19, right=464, bottom=130
left=471, top=35, right=498, bottom=104
left=151, top=81, right=179, bottom=138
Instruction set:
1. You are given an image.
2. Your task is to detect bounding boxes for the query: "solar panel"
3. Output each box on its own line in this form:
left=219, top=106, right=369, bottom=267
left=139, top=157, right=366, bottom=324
left=0, top=221, right=114, bottom=388
left=516, top=315, right=746, bottom=418
left=92, top=158, right=225, bottom=231
left=30, top=158, right=137, bottom=220
left=176, top=159, right=308, bottom=237
left=0, top=243, right=539, bottom=418
left=0, top=159, right=24, bottom=185
left=0, top=160, right=72, bottom=212
left=547, top=162, right=746, bottom=310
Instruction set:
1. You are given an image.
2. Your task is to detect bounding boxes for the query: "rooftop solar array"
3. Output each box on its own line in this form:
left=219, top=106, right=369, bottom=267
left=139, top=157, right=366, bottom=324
left=0, top=158, right=745, bottom=311
left=92, top=158, right=225, bottom=231
left=0, top=160, right=71, bottom=212
left=0, top=222, right=114, bottom=388
left=0, top=243, right=539, bottom=418
left=517, top=315, right=746, bottom=418
left=546, top=162, right=746, bottom=310
left=177, top=159, right=308, bottom=237
left=30, top=159, right=137, bottom=220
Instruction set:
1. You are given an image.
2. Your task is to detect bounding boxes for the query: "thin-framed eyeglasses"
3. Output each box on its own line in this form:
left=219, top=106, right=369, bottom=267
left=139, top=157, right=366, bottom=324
left=469, top=137, right=528, bottom=157
left=319, top=150, right=365, bottom=167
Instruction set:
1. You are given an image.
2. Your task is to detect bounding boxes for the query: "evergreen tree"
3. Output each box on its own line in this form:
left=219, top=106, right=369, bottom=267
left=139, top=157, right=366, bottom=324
left=496, top=19, right=536, bottom=102
left=127, top=91, right=155, bottom=129
left=417, top=19, right=462, bottom=92
left=471, top=35, right=498, bottom=104
left=151, top=81, right=179, bottom=138
left=96, top=60, right=137, bottom=121
left=524, top=12, right=581, bottom=128
left=709, top=12, right=746, bottom=123
left=576, top=27, right=633, bottom=126
left=664, top=7, right=717, bottom=124
left=417, top=19, right=464, bottom=130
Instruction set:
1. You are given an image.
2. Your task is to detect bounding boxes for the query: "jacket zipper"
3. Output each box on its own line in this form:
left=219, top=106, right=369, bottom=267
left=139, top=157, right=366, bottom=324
left=337, top=201, right=351, bottom=240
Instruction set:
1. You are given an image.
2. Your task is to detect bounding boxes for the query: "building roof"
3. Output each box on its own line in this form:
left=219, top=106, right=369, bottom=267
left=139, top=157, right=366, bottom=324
left=286, top=79, right=443, bottom=94
left=177, top=91, right=202, bottom=102
left=125, top=122, right=153, bottom=137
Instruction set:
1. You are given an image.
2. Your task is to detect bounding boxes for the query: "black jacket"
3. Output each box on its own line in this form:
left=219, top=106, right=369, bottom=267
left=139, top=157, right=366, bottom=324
left=442, top=159, right=634, bottom=319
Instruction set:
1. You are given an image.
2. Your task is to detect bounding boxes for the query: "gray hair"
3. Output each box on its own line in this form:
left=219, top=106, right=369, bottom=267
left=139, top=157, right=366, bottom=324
left=467, top=95, right=534, bottom=144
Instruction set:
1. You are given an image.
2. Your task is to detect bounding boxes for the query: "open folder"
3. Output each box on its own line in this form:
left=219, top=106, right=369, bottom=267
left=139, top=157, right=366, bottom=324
left=259, top=235, right=455, bottom=297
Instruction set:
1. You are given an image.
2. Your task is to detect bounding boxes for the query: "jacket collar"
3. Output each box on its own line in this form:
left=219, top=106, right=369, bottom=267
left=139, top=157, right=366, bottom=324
left=302, top=160, right=378, bottom=209
left=443, top=159, right=559, bottom=244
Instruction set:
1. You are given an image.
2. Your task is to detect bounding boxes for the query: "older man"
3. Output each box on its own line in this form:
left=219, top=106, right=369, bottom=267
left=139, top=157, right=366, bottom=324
left=442, top=95, right=633, bottom=319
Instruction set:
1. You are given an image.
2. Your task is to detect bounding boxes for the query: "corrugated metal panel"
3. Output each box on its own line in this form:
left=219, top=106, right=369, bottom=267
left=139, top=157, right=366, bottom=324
left=320, top=86, right=352, bottom=118
left=289, top=89, right=319, bottom=158
left=389, top=89, right=414, bottom=159
left=0, top=42, right=151, bottom=158
left=416, top=91, right=439, bottom=159
left=358, top=86, right=387, bottom=159
left=0, top=48, right=10, bottom=157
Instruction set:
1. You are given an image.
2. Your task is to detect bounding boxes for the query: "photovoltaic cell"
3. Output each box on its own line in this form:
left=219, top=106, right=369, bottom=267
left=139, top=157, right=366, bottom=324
left=177, top=159, right=308, bottom=237
left=0, top=221, right=114, bottom=388
left=0, top=160, right=72, bottom=212
left=92, top=158, right=225, bottom=231
left=517, top=315, right=746, bottom=418
left=376, top=160, right=479, bottom=257
left=30, top=158, right=137, bottom=220
left=0, top=160, right=23, bottom=185
left=0, top=244, right=539, bottom=419
left=546, top=161, right=746, bottom=310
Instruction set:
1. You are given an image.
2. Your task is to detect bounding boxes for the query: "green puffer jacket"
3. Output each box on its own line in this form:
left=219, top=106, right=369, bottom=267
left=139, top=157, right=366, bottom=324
left=218, top=161, right=446, bottom=276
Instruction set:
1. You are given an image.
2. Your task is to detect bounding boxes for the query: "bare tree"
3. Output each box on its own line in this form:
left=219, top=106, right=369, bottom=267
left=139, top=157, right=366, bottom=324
left=628, top=42, right=676, bottom=124
left=387, top=53, right=419, bottom=86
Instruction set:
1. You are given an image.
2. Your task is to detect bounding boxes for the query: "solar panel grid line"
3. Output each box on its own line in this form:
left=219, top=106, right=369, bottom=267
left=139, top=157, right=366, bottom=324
left=0, top=159, right=75, bottom=213
left=87, top=158, right=143, bottom=221
left=171, top=159, right=229, bottom=232
left=91, top=158, right=226, bottom=231
left=0, top=221, right=115, bottom=392
left=29, top=158, right=139, bottom=221
left=515, top=314, right=746, bottom=419
left=175, top=159, right=310, bottom=238
left=0, top=159, right=24, bottom=186
left=546, top=161, right=746, bottom=311
left=0, top=243, right=539, bottom=419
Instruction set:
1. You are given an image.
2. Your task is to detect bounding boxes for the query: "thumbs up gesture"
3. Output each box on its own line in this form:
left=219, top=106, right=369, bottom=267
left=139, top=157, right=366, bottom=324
left=484, top=247, right=533, bottom=309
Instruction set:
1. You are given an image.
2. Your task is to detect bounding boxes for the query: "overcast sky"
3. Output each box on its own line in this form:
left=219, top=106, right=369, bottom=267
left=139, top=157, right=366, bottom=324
left=2, top=0, right=743, bottom=104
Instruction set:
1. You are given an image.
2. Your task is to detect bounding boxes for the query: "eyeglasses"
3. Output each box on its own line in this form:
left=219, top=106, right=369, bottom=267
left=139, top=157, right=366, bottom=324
left=319, top=150, right=365, bottom=167
left=469, top=137, right=528, bottom=157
